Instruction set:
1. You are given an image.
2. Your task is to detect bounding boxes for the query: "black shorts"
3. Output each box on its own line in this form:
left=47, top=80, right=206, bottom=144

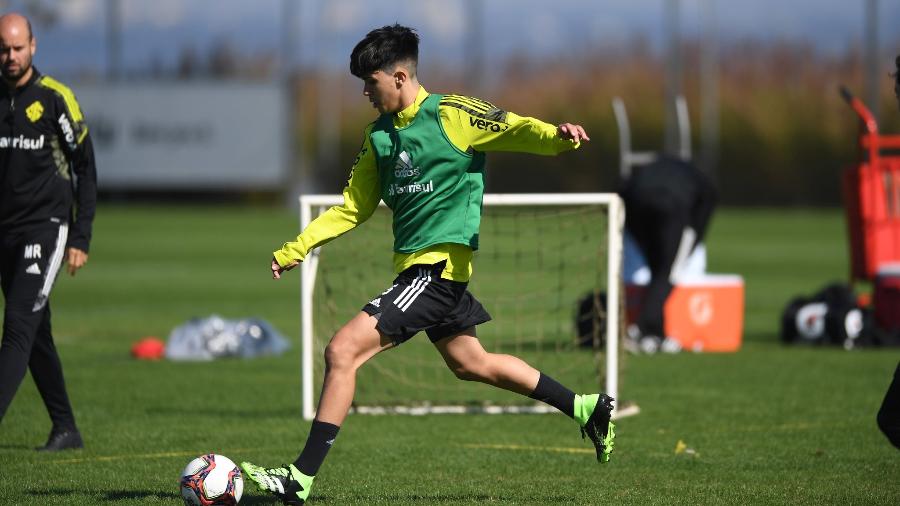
left=362, top=262, right=492, bottom=345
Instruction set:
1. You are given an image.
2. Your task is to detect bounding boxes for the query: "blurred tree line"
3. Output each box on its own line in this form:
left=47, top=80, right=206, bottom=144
left=286, top=40, right=900, bottom=207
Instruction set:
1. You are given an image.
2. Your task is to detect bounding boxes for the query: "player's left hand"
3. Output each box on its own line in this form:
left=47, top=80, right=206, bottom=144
left=557, top=123, right=590, bottom=143
left=271, top=257, right=299, bottom=280
left=66, top=247, right=88, bottom=276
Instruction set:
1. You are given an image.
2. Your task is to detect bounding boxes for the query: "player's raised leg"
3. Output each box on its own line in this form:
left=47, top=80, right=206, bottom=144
left=243, top=311, right=394, bottom=505
left=433, top=329, right=615, bottom=462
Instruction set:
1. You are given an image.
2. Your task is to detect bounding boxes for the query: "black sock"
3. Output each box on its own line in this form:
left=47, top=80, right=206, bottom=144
left=293, top=420, right=340, bottom=476
left=528, top=372, right=576, bottom=419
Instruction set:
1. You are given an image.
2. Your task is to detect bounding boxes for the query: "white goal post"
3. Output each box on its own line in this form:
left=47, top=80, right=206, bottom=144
left=299, top=193, right=625, bottom=421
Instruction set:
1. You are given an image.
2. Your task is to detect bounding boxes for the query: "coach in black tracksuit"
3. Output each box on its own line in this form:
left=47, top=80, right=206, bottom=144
left=619, top=156, right=716, bottom=352
left=0, top=13, right=97, bottom=451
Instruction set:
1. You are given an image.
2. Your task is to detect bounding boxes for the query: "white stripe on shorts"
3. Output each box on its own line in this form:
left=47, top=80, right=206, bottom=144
left=392, top=268, right=424, bottom=306
left=33, top=222, right=68, bottom=312
left=393, top=267, right=431, bottom=312
left=398, top=272, right=431, bottom=312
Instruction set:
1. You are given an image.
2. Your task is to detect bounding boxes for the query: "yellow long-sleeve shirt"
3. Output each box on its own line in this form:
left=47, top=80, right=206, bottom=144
left=274, top=86, right=580, bottom=282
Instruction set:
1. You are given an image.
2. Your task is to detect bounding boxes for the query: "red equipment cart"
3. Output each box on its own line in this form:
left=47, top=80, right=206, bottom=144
left=841, top=87, right=900, bottom=332
left=841, top=87, right=900, bottom=283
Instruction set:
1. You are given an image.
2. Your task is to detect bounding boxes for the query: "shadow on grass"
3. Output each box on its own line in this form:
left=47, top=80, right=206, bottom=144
left=25, top=488, right=171, bottom=502
left=236, top=492, right=579, bottom=504
left=145, top=406, right=299, bottom=419
left=26, top=488, right=277, bottom=504
left=27, top=488, right=575, bottom=505
left=308, top=493, right=576, bottom=503
left=103, top=490, right=181, bottom=502
left=0, top=443, right=31, bottom=450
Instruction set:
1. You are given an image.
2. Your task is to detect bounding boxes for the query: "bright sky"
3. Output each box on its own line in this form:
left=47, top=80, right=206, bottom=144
left=9, top=0, right=900, bottom=77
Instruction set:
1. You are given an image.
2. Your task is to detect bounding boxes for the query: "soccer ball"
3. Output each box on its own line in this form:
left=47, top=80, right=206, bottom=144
left=180, top=453, right=243, bottom=505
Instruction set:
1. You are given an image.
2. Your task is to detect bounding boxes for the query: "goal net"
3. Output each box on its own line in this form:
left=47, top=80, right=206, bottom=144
left=299, top=193, right=626, bottom=420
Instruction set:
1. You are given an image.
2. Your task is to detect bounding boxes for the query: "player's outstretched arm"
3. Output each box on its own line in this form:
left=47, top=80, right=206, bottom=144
left=271, top=257, right=299, bottom=280
left=449, top=98, right=589, bottom=155
left=557, top=123, right=590, bottom=143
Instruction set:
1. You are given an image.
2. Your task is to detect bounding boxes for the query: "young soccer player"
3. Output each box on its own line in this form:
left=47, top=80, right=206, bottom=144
left=242, top=24, right=615, bottom=505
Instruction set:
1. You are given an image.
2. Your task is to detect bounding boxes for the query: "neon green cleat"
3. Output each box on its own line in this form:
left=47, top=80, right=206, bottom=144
left=577, top=393, right=616, bottom=463
left=241, top=461, right=314, bottom=505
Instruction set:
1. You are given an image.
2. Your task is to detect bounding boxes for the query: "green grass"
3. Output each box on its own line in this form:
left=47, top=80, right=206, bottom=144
left=1, top=205, right=899, bottom=505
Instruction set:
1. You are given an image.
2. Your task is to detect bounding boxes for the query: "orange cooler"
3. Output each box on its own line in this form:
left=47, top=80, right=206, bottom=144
left=626, top=274, right=745, bottom=352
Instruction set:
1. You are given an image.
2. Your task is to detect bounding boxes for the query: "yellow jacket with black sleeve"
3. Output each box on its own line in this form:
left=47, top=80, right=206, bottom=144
left=274, top=86, right=579, bottom=282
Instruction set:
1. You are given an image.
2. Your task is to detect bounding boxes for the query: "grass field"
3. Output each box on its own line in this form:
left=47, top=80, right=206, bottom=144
left=0, top=204, right=898, bottom=505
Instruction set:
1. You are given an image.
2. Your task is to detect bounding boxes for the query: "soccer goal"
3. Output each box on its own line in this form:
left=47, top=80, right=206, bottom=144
left=299, top=193, right=629, bottom=420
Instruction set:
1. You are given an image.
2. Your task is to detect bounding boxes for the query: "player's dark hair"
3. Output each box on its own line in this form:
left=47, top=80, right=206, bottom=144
left=350, top=24, right=419, bottom=79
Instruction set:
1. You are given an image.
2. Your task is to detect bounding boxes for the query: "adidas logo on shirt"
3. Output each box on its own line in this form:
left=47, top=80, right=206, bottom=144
left=25, top=262, right=41, bottom=275
left=396, top=151, right=412, bottom=170
left=394, top=151, right=420, bottom=177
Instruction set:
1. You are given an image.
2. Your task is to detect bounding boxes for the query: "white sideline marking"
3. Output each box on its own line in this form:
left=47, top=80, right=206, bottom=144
left=348, top=402, right=641, bottom=420
left=463, top=443, right=594, bottom=455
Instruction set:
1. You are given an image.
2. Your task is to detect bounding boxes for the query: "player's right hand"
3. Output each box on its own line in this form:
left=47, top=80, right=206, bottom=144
left=557, top=123, right=590, bottom=143
left=271, top=257, right=299, bottom=279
